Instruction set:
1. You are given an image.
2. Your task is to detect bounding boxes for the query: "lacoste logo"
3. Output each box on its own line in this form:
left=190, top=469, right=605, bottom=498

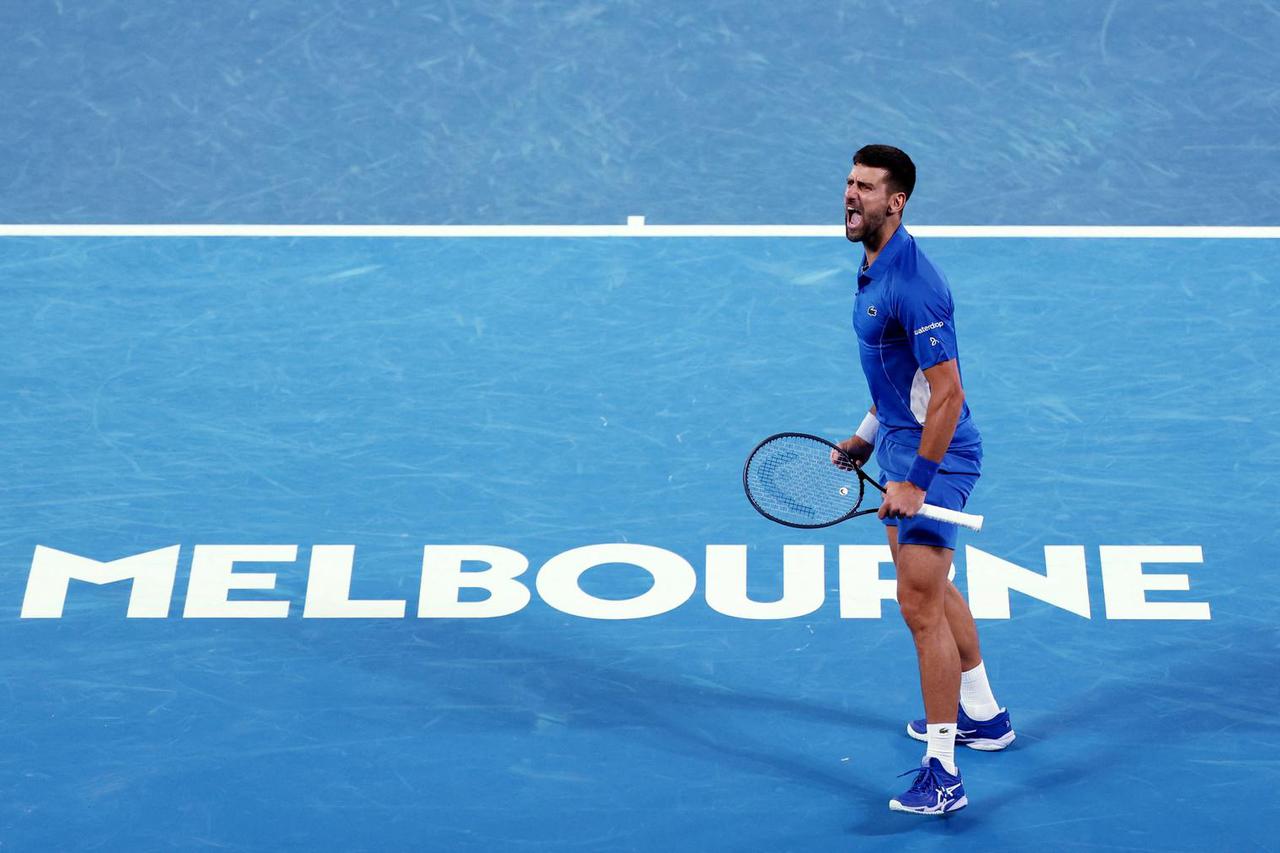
left=867, top=305, right=878, bottom=317
left=939, top=727, right=950, bottom=734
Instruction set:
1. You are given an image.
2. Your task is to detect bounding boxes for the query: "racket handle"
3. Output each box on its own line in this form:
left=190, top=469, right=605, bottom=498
left=918, top=503, right=984, bottom=532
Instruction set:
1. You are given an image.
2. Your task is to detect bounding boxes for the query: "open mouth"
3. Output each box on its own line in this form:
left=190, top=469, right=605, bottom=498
left=846, top=207, right=863, bottom=229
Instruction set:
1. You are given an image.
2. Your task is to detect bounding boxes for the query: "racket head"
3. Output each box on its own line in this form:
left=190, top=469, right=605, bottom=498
left=742, top=432, right=874, bottom=528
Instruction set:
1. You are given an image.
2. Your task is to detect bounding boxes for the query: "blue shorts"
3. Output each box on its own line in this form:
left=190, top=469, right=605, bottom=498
left=876, top=438, right=982, bottom=551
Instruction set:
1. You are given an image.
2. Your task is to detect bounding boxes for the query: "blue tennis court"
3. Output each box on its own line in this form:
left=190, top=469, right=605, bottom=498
left=3, top=3, right=1278, bottom=851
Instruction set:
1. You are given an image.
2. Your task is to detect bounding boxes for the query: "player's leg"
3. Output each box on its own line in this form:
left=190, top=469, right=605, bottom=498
left=906, top=584, right=1015, bottom=749
left=889, top=536, right=981, bottom=727
left=888, top=539, right=968, bottom=814
left=936, top=574, right=1014, bottom=747
left=893, top=526, right=981, bottom=672
left=903, top=566, right=1014, bottom=749
left=896, top=542, right=962, bottom=758
left=944, top=581, right=981, bottom=672
left=887, top=468, right=1014, bottom=751
left=888, top=528, right=965, bottom=729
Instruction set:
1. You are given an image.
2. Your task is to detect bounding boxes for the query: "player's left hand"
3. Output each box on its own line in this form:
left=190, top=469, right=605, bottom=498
left=878, top=481, right=926, bottom=519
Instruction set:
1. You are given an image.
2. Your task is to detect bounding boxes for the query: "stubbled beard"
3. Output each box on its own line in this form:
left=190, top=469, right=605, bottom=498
left=847, top=213, right=881, bottom=245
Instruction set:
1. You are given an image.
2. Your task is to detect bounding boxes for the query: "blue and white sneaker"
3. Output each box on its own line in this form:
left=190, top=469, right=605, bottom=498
left=907, top=706, right=1015, bottom=751
left=888, top=757, right=967, bottom=814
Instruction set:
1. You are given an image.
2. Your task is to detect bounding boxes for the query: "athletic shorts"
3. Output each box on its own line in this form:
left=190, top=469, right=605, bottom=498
left=876, top=438, right=982, bottom=551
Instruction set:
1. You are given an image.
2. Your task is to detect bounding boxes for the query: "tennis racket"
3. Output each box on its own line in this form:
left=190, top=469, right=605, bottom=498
left=742, top=432, right=984, bottom=532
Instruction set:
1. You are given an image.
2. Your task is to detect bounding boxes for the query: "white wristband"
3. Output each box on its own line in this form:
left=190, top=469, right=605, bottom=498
left=855, top=411, right=879, bottom=443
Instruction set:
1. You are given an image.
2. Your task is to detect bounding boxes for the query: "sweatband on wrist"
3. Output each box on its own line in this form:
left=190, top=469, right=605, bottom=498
left=906, top=455, right=940, bottom=492
left=854, top=411, right=879, bottom=443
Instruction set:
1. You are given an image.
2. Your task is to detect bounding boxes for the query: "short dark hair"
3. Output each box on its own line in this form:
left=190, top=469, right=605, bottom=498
left=853, top=144, right=916, bottom=201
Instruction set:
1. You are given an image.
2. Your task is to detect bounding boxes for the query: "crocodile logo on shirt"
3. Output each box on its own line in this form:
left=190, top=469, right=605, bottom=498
left=867, top=305, right=878, bottom=317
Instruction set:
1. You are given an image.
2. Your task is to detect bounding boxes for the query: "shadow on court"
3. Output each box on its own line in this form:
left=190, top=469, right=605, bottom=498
left=339, top=618, right=905, bottom=803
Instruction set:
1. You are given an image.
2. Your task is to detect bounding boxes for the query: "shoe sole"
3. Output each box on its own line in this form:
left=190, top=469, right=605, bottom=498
left=889, top=795, right=968, bottom=814
left=905, top=723, right=1016, bottom=751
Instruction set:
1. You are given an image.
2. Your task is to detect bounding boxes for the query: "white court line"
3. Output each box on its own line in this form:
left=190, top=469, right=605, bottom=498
left=0, top=222, right=1278, bottom=238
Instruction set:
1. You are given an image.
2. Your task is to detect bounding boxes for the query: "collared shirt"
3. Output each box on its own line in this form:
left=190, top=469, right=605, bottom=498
left=852, top=225, right=981, bottom=452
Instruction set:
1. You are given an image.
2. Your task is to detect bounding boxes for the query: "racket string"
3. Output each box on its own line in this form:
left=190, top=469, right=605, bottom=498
left=745, top=435, right=869, bottom=526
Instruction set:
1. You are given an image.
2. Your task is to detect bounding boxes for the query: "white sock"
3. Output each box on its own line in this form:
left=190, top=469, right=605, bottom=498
left=924, top=723, right=957, bottom=774
left=960, top=661, right=1001, bottom=721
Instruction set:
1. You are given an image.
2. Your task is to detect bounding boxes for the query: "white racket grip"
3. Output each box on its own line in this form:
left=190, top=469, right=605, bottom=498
left=918, top=503, right=984, bottom=532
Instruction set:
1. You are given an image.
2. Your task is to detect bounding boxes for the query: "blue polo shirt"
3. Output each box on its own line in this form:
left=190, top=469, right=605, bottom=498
left=852, top=225, right=981, bottom=453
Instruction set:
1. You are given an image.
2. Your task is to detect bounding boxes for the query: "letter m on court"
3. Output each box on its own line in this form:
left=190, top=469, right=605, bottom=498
left=21, top=546, right=180, bottom=618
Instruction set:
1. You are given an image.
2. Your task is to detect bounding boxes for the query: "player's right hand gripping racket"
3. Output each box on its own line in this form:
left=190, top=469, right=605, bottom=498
left=742, top=432, right=984, bottom=532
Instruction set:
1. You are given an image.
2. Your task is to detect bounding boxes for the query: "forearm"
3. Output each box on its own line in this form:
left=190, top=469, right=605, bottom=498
left=917, top=389, right=963, bottom=463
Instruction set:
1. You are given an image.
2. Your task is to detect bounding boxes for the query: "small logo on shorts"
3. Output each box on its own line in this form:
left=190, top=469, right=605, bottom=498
left=867, top=305, right=878, bottom=317
left=929, top=336, right=939, bottom=346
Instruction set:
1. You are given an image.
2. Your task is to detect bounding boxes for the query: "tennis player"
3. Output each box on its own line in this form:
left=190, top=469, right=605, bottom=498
left=834, top=145, right=1015, bottom=815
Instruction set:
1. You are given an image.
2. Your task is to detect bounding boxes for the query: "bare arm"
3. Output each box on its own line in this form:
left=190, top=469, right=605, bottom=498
left=916, top=360, right=964, bottom=463
left=878, top=361, right=964, bottom=518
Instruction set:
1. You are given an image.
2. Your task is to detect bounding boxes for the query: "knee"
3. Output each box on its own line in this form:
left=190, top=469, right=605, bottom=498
left=897, top=586, right=944, bottom=636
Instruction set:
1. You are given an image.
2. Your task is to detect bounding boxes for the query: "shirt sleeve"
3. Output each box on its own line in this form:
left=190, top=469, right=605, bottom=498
left=890, top=275, right=957, bottom=371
